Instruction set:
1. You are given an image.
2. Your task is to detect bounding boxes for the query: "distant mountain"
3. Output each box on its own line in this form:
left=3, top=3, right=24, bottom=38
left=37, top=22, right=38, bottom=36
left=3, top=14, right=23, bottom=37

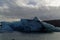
left=43, top=19, right=60, bottom=27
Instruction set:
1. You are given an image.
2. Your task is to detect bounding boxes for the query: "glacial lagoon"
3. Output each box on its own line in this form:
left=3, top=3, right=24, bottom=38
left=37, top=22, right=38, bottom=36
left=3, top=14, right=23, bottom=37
left=0, top=32, right=60, bottom=40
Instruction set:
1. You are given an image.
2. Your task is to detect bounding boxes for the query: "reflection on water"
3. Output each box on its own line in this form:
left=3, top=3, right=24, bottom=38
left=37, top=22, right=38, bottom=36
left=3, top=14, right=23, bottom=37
left=1, top=32, right=60, bottom=40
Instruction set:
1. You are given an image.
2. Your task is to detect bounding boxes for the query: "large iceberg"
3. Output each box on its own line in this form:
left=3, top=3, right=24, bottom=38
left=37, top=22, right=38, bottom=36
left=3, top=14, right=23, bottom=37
left=0, top=17, right=60, bottom=33
left=0, top=22, right=13, bottom=33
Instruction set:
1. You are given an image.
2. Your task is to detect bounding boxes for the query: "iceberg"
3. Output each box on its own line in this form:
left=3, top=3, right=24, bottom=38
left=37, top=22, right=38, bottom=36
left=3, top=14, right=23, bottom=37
left=0, top=17, right=60, bottom=33
left=0, top=22, right=13, bottom=33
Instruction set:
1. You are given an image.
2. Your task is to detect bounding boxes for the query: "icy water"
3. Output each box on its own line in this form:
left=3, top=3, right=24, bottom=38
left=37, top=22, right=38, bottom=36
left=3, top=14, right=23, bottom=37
left=0, top=32, right=60, bottom=40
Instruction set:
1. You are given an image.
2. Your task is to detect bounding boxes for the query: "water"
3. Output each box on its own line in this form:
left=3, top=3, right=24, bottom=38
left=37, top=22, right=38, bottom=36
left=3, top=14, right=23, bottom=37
left=0, top=32, right=60, bottom=40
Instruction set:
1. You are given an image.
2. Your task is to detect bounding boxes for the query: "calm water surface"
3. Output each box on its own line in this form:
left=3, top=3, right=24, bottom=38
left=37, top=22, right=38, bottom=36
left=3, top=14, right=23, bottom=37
left=1, top=32, right=60, bottom=40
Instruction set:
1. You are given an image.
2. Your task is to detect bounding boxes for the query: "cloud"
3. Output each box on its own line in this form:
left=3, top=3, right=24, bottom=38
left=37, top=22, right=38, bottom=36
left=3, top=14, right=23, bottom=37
left=0, top=0, right=60, bottom=21
left=27, top=0, right=37, bottom=5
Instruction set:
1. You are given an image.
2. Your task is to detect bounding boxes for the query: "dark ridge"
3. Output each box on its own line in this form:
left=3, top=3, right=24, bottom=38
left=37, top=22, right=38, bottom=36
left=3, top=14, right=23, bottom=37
left=43, top=20, right=60, bottom=27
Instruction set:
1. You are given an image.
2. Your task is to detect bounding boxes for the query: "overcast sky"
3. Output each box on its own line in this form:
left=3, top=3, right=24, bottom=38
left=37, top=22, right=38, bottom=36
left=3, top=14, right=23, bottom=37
left=0, top=0, right=60, bottom=21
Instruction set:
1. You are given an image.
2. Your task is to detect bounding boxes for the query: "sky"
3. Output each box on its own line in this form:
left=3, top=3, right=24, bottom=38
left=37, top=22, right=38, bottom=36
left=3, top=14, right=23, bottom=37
left=0, top=0, right=60, bottom=21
